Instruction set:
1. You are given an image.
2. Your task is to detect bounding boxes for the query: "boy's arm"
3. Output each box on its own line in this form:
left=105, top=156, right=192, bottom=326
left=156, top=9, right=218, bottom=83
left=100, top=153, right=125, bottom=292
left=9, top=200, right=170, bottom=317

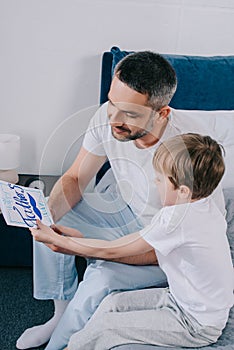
left=31, top=221, right=153, bottom=261
left=46, top=226, right=158, bottom=265
left=45, top=242, right=158, bottom=265
left=48, top=147, right=106, bottom=223
left=111, top=250, right=158, bottom=265
left=46, top=243, right=158, bottom=265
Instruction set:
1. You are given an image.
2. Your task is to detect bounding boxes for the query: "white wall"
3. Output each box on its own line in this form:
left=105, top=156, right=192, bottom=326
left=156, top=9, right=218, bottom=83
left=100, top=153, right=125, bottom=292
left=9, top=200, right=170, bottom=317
left=1, top=0, right=234, bottom=175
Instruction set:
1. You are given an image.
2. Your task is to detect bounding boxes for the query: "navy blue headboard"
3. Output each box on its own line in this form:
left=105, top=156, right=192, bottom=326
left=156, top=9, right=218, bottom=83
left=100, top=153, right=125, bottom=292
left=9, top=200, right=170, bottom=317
left=100, top=46, right=234, bottom=110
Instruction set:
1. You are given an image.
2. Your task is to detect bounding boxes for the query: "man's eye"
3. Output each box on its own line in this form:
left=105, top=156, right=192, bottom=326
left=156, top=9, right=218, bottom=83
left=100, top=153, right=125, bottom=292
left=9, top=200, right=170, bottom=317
left=125, top=112, right=138, bottom=118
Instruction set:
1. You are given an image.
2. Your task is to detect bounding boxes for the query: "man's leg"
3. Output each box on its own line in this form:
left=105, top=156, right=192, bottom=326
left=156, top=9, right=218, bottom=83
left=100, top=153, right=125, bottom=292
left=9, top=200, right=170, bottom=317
left=16, top=174, right=154, bottom=349
left=44, top=181, right=167, bottom=350
left=16, top=219, right=78, bottom=349
left=67, top=289, right=221, bottom=350
left=46, top=262, right=167, bottom=350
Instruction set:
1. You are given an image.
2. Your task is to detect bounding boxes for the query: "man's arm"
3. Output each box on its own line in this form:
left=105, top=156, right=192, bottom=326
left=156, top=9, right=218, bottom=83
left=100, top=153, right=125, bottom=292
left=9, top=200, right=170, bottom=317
left=48, top=147, right=107, bottom=223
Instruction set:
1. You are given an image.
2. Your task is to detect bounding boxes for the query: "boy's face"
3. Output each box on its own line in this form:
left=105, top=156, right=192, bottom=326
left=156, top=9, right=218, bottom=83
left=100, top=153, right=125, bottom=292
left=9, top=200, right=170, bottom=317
left=155, top=171, right=179, bottom=207
left=107, top=76, right=157, bottom=141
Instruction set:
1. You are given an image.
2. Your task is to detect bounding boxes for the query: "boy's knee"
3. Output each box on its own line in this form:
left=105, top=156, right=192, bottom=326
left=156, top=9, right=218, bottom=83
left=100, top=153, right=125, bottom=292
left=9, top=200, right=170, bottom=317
left=97, top=291, right=122, bottom=313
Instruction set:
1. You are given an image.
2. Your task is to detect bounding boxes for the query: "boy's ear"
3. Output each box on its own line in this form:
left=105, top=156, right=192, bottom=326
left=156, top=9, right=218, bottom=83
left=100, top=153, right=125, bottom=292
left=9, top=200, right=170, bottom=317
left=178, top=185, right=192, bottom=199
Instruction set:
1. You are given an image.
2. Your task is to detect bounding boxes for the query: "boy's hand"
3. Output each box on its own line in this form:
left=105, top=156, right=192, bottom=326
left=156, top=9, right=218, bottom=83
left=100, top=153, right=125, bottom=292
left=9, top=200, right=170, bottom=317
left=30, top=220, right=56, bottom=244
left=52, top=224, right=84, bottom=238
left=46, top=225, right=84, bottom=254
left=44, top=242, right=79, bottom=255
left=30, top=220, right=84, bottom=255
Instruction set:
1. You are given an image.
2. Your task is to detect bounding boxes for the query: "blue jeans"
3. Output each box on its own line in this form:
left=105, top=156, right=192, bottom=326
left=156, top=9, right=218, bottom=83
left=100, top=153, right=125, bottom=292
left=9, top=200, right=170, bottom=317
left=33, top=175, right=167, bottom=350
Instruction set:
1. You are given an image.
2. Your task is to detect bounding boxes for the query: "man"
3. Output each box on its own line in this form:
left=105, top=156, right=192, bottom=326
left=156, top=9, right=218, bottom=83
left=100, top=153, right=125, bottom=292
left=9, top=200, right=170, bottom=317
left=16, top=51, right=225, bottom=350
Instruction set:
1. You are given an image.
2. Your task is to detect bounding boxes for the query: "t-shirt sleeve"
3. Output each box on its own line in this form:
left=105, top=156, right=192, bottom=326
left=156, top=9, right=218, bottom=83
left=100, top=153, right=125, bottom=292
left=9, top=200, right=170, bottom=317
left=82, top=104, right=108, bottom=156
left=140, top=207, right=184, bottom=256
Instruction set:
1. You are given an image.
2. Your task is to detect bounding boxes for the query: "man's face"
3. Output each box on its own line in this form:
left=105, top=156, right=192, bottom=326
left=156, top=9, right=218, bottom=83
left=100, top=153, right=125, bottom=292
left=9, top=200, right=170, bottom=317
left=107, top=76, right=156, bottom=141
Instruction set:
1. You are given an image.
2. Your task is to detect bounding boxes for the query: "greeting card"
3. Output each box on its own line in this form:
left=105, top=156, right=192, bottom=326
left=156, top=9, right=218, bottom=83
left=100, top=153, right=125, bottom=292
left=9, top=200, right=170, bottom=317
left=0, top=181, right=53, bottom=228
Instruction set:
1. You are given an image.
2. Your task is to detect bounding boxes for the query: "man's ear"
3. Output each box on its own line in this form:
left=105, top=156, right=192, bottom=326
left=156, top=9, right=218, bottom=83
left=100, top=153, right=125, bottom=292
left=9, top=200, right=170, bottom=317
left=159, top=106, right=171, bottom=119
left=178, top=185, right=192, bottom=200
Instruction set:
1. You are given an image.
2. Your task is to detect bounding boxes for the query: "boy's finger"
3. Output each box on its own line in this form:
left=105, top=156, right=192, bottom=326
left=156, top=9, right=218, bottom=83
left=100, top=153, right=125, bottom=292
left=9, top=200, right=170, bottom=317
left=36, top=219, right=47, bottom=229
left=51, top=225, right=63, bottom=235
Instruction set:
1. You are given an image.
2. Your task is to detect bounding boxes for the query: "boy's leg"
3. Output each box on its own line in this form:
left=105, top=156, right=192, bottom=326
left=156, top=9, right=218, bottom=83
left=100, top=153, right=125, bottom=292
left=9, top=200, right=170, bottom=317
left=68, top=288, right=221, bottom=350
left=45, top=262, right=167, bottom=350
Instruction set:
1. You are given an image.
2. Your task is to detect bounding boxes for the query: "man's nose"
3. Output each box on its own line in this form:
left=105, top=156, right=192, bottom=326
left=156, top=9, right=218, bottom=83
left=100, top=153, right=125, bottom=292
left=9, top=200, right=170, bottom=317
left=109, top=110, right=126, bottom=125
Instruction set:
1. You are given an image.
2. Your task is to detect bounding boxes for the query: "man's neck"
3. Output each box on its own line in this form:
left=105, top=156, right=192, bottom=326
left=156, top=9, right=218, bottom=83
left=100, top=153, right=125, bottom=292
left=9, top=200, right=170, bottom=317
left=134, top=136, right=159, bottom=149
left=134, top=118, right=169, bottom=149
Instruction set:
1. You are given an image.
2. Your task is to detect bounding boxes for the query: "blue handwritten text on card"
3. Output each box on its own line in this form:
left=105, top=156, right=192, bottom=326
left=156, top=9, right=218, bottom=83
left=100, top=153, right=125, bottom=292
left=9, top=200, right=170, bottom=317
left=8, top=184, right=42, bottom=227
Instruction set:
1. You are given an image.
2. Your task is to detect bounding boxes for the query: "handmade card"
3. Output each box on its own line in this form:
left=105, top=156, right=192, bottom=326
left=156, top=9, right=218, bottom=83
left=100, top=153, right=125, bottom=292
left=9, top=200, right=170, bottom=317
left=0, top=180, right=53, bottom=228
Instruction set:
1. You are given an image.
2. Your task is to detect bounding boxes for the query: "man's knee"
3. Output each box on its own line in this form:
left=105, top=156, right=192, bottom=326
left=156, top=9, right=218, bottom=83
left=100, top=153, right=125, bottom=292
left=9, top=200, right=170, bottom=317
left=68, top=262, right=120, bottom=311
left=84, top=261, right=121, bottom=288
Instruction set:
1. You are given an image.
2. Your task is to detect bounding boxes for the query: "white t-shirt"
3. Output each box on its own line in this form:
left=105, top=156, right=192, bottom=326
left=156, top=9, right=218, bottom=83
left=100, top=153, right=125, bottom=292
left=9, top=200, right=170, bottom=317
left=140, top=197, right=234, bottom=329
left=83, top=102, right=225, bottom=225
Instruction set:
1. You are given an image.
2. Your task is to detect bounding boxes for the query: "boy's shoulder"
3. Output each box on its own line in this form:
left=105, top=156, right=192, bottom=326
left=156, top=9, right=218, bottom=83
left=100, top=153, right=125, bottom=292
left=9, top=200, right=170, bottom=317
left=155, top=196, right=223, bottom=235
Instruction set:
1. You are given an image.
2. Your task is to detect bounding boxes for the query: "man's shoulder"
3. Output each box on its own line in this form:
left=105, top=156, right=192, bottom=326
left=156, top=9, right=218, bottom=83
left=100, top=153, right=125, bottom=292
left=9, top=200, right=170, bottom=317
left=87, top=102, right=109, bottom=134
left=96, top=102, right=109, bottom=121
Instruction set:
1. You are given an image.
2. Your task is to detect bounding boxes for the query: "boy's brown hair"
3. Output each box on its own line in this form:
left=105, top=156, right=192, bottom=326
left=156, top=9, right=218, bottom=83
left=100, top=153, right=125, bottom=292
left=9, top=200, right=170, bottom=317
left=153, top=133, right=225, bottom=200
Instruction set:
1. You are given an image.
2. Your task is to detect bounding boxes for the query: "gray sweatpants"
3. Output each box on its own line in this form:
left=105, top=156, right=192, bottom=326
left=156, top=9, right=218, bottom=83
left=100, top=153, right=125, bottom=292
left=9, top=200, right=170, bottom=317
left=68, top=288, right=222, bottom=350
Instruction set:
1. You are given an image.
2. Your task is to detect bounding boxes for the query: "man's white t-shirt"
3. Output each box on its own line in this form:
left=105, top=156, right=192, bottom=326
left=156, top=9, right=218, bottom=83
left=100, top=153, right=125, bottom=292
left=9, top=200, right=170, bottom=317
left=83, top=102, right=225, bottom=225
left=140, top=197, right=234, bottom=329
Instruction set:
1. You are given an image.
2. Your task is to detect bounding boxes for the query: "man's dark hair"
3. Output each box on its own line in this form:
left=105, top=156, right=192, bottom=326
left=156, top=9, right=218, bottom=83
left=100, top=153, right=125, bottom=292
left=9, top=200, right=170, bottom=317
left=115, top=51, right=177, bottom=110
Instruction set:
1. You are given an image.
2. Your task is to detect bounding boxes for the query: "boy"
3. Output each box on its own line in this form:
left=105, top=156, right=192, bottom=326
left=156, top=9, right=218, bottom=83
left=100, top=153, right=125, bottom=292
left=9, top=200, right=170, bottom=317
left=31, top=133, right=234, bottom=349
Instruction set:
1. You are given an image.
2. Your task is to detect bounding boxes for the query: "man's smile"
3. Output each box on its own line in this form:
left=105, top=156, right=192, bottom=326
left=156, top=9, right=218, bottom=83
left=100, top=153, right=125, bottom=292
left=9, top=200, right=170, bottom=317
left=112, top=126, right=130, bottom=134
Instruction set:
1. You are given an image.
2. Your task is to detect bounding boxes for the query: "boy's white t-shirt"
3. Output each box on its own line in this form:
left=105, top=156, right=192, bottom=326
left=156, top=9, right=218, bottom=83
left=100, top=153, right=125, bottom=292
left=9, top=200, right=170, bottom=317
left=140, top=197, right=234, bottom=329
left=83, top=102, right=225, bottom=225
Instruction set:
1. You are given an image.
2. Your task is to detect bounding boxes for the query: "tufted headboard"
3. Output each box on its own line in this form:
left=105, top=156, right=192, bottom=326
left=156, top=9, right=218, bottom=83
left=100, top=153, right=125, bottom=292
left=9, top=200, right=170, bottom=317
left=100, top=46, right=234, bottom=110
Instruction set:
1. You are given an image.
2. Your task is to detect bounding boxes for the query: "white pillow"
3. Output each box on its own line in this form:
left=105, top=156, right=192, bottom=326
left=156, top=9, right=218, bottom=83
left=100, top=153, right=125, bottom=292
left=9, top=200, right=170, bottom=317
left=170, top=108, right=234, bottom=189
